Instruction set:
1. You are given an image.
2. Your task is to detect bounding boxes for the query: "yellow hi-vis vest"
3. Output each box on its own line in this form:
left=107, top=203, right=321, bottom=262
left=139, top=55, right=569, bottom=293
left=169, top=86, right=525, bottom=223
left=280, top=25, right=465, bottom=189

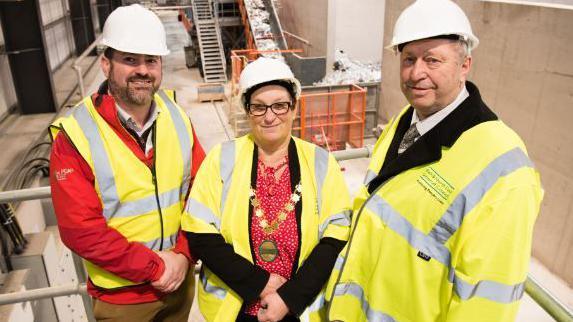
left=50, top=90, right=194, bottom=289
left=181, top=134, right=351, bottom=322
left=327, top=106, right=543, bottom=322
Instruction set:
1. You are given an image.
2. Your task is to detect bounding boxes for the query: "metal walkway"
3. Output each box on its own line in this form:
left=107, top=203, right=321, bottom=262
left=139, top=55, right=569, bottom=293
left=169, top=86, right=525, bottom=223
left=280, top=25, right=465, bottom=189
left=192, top=0, right=227, bottom=83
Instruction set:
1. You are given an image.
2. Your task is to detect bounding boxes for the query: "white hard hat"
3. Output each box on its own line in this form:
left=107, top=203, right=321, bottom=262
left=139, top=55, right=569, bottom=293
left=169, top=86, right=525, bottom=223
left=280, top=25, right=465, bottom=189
left=239, top=57, right=301, bottom=109
left=101, top=4, right=170, bottom=56
left=387, top=0, right=479, bottom=53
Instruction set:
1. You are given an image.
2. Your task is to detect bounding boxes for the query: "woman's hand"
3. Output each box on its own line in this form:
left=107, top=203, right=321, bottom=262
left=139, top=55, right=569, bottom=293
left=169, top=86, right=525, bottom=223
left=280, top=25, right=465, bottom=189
left=258, top=292, right=289, bottom=322
left=260, top=273, right=286, bottom=298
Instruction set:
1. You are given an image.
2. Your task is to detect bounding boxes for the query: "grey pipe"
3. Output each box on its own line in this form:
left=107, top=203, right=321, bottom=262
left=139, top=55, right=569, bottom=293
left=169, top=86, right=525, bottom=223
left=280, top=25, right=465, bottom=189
left=0, top=283, right=87, bottom=306
left=332, top=146, right=373, bottom=161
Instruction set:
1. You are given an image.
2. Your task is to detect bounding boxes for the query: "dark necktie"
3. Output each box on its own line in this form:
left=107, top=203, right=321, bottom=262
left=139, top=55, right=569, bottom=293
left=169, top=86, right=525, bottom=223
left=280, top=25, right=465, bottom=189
left=398, top=123, right=420, bottom=154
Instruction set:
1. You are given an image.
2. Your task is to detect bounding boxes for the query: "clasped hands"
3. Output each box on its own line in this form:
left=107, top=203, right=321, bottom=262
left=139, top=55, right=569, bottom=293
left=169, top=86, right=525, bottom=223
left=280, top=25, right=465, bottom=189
left=151, top=250, right=189, bottom=293
left=257, top=273, right=289, bottom=322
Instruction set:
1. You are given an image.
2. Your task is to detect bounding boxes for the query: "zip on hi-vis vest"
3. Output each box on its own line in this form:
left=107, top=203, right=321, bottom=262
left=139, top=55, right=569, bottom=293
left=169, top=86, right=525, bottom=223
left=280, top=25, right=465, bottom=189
left=151, top=121, right=165, bottom=251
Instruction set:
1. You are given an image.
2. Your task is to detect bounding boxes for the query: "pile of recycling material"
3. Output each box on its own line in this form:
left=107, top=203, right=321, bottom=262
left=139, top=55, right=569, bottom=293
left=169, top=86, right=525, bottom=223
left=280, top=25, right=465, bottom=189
left=315, top=50, right=381, bottom=86
left=244, top=0, right=281, bottom=58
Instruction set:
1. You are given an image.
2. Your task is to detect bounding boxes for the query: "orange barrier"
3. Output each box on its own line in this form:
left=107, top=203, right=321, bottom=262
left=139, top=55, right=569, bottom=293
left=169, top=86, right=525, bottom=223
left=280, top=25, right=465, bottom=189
left=295, top=85, right=367, bottom=151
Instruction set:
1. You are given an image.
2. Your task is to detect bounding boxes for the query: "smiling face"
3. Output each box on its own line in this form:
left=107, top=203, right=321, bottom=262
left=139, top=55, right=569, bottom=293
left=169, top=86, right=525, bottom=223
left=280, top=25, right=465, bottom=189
left=101, top=50, right=162, bottom=108
left=400, top=38, right=472, bottom=118
left=247, top=85, right=296, bottom=150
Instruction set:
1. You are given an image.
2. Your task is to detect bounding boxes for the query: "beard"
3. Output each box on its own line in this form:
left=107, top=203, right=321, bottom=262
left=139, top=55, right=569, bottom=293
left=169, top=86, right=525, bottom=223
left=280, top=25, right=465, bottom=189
left=108, top=68, right=160, bottom=107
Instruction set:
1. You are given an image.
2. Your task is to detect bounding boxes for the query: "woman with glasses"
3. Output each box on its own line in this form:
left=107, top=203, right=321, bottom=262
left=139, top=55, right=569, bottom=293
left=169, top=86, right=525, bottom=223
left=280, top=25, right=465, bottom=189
left=182, top=57, right=351, bottom=322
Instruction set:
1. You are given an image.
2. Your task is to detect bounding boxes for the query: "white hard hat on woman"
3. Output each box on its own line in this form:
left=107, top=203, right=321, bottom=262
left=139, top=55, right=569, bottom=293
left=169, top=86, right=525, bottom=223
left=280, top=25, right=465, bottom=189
left=238, top=57, right=301, bottom=109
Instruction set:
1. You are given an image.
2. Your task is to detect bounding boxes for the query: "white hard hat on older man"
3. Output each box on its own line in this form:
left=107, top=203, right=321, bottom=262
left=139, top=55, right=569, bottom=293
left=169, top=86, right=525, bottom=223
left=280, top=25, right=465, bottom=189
left=387, top=0, right=479, bottom=53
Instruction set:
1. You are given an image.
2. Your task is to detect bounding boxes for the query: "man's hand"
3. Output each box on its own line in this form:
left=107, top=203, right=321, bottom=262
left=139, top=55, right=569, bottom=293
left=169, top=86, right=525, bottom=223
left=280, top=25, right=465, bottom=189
left=257, top=292, right=289, bottom=322
left=151, top=251, right=189, bottom=293
left=260, top=273, right=286, bottom=299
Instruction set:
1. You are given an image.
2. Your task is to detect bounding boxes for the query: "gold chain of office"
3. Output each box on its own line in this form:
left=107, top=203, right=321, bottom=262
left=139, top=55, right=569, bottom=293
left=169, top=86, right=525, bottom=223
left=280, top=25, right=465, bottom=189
left=249, top=183, right=302, bottom=235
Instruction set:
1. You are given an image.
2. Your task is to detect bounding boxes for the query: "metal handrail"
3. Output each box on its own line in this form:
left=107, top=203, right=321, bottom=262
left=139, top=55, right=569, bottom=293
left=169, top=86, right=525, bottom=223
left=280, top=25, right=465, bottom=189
left=0, top=283, right=88, bottom=306
left=72, top=34, right=103, bottom=98
left=526, top=275, right=573, bottom=321
left=0, top=147, right=571, bottom=322
left=0, top=186, right=51, bottom=204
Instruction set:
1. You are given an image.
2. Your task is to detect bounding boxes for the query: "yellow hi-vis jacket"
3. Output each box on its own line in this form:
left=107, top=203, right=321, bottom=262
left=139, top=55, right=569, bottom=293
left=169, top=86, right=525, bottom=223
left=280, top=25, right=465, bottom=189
left=181, top=134, right=351, bottom=322
left=327, top=99, right=543, bottom=321
left=50, top=90, right=194, bottom=289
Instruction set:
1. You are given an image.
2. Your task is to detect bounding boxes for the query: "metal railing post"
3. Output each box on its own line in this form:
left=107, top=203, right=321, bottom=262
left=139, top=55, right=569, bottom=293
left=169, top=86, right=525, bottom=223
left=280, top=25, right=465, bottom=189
left=73, top=34, right=103, bottom=98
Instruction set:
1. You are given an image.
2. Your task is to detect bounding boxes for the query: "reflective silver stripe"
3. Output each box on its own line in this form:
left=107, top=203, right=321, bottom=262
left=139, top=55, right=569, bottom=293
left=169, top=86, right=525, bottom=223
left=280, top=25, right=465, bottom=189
left=75, top=104, right=185, bottom=221
left=109, top=187, right=180, bottom=220
left=366, top=194, right=451, bottom=266
left=307, top=293, right=325, bottom=313
left=364, top=169, right=378, bottom=186
left=200, top=268, right=227, bottom=300
left=186, top=197, right=221, bottom=230
left=73, top=105, right=121, bottom=217
left=362, top=148, right=534, bottom=304
left=319, top=210, right=351, bottom=239
left=157, top=90, right=193, bottom=197
left=451, top=272, right=525, bottom=303
left=314, top=147, right=329, bottom=215
left=367, top=194, right=527, bottom=304
left=220, top=141, right=235, bottom=214
left=428, top=148, right=534, bottom=245
left=333, top=282, right=396, bottom=322
left=142, top=231, right=178, bottom=250
left=334, top=255, right=345, bottom=271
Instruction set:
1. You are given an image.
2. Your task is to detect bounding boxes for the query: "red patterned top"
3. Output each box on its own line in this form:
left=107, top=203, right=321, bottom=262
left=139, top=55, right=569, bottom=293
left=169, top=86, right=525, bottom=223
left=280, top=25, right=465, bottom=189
left=245, top=156, right=300, bottom=316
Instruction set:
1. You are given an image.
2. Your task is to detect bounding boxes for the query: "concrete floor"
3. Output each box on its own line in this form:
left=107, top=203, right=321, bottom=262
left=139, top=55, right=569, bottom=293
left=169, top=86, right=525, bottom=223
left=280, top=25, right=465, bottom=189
left=0, top=8, right=569, bottom=322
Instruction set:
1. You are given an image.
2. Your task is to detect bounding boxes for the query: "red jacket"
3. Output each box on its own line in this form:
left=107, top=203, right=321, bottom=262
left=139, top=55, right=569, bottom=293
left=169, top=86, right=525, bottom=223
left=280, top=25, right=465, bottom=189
left=50, top=91, right=205, bottom=304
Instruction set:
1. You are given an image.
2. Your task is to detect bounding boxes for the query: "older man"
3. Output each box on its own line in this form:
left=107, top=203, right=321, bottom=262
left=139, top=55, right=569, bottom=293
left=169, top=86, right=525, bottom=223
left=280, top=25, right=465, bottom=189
left=49, top=4, right=204, bottom=321
left=327, top=0, right=543, bottom=321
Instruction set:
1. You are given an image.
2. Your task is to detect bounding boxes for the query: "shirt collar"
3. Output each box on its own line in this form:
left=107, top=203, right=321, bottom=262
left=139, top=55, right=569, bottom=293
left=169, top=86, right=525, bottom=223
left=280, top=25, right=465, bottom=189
left=411, top=85, right=469, bottom=136
left=116, top=101, right=159, bottom=136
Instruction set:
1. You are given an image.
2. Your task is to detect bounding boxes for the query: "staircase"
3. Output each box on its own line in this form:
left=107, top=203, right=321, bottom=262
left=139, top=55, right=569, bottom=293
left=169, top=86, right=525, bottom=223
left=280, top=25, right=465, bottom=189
left=192, top=0, right=227, bottom=83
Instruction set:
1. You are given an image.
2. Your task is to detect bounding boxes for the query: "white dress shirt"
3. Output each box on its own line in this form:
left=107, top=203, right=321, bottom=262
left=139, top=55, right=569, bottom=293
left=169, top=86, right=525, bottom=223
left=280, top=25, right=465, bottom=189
left=411, top=85, right=470, bottom=139
left=116, top=102, right=159, bottom=155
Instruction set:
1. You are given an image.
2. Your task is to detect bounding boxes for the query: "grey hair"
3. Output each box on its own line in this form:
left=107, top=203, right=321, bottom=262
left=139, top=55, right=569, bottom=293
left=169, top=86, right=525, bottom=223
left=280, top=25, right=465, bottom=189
left=456, top=39, right=471, bottom=63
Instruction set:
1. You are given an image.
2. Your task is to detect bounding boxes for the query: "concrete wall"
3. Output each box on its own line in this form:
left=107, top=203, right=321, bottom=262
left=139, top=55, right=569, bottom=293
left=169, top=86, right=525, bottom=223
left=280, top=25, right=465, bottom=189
left=330, top=0, right=385, bottom=64
left=277, top=0, right=385, bottom=68
left=276, top=0, right=329, bottom=58
left=379, top=0, right=573, bottom=286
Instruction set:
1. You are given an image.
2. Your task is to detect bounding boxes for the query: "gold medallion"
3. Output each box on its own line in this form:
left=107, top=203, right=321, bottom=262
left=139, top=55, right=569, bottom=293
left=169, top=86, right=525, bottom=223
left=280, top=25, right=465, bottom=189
left=259, top=240, right=279, bottom=262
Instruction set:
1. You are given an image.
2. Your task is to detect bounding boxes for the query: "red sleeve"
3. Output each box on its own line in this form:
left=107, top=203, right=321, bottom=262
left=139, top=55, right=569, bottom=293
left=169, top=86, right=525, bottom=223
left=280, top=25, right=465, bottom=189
left=172, top=126, right=205, bottom=262
left=190, top=126, right=206, bottom=184
left=50, top=134, right=165, bottom=283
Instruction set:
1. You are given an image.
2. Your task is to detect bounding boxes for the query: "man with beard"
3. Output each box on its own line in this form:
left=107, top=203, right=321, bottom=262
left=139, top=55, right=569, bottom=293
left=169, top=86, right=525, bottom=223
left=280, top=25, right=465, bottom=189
left=327, top=0, right=543, bottom=321
left=49, top=4, right=205, bottom=321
